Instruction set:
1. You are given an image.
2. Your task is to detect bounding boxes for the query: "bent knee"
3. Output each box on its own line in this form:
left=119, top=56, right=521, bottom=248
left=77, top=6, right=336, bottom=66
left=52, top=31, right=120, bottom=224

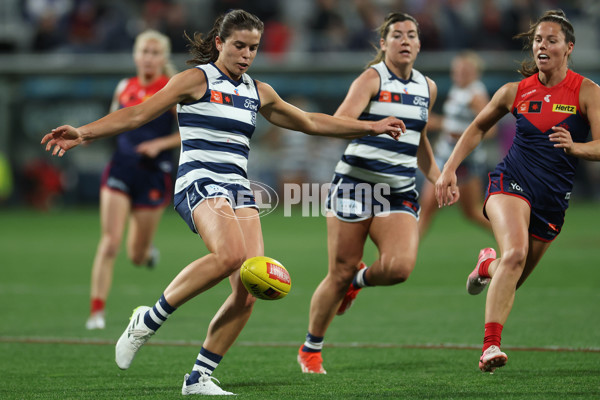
left=331, top=259, right=363, bottom=286
left=215, top=251, right=246, bottom=277
left=501, top=247, right=528, bottom=271
left=379, top=256, right=415, bottom=285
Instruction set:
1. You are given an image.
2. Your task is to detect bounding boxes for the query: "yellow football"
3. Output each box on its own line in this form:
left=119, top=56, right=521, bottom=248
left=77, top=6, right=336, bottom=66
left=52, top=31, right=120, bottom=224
left=240, top=256, right=291, bottom=300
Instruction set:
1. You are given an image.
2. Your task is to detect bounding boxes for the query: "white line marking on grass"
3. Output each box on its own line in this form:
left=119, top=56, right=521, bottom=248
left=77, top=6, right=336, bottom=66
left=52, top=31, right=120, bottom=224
left=1, top=336, right=599, bottom=353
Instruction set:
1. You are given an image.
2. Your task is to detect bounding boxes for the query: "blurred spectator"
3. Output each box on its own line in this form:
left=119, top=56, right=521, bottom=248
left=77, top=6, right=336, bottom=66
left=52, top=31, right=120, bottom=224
left=474, top=0, right=506, bottom=50
left=436, top=0, right=477, bottom=49
left=347, top=0, right=383, bottom=51
left=16, top=0, right=600, bottom=56
left=22, top=159, right=64, bottom=210
left=162, top=2, right=192, bottom=53
left=412, top=5, right=443, bottom=51
left=211, top=0, right=290, bottom=55
left=66, top=0, right=102, bottom=52
left=31, top=11, right=66, bottom=51
left=141, top=0, right=170, bottom=31
left=307, top=0, right=348, bottom=52
left=500, top=0, right=538, bottom=50
left=22, top=0, right=73, bottom=52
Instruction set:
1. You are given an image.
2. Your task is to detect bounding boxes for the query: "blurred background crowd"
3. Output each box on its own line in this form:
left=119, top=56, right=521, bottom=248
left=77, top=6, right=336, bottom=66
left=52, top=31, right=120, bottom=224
left=1, top=0, right=600, bottom=209
left=2, top=0, right=599, bottom=54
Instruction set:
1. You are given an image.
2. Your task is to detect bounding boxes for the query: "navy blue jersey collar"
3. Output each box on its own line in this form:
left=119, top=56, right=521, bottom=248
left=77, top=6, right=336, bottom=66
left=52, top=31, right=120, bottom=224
left=209, top=62, right=250, bottom=87
left=383, top=62, right=416, bottom=84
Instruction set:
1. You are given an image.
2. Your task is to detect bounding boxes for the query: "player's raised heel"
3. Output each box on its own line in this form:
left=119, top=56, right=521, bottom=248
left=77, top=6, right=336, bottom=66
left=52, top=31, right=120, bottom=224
left=466, top=248, right=496, bottom=295
left=337, top=262, right=367, bottom=315
left=115, top=306, right=155, bottom=370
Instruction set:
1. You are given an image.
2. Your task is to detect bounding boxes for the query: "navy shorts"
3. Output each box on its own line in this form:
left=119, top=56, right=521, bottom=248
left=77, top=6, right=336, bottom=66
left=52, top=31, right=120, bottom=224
left=325, top=174, right=420, bottom=222
left=485, top=171, right=565, bottom=242
left=174, top=179, right=258, bottom=234
left=101, top=160, right=172, bottom=209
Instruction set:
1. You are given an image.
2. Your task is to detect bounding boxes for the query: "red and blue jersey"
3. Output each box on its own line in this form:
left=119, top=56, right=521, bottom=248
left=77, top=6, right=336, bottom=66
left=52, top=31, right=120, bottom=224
left=114, top=75, right=175, bottom=169
left=495, top=70, right=589, bottom=211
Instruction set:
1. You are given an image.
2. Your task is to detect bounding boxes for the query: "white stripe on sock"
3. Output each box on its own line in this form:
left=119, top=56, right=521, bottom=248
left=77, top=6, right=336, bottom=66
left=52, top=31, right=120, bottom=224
left=303, top=341, right=323, bottom=351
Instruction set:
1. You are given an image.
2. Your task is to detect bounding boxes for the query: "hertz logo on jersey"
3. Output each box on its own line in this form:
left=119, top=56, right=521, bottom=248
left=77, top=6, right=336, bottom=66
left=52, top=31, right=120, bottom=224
left=552, top=104, right=576, bottom=114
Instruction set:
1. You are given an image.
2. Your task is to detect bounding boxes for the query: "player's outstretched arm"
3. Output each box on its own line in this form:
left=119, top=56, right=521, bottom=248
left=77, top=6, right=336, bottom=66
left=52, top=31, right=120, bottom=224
left=41, top=68, right=204, bottom=157
left=257, top=80, right=405, bottom=140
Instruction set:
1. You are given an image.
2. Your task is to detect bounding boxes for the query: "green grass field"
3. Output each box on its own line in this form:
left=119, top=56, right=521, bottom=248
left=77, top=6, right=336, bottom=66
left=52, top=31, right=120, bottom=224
left=1, top=203, right=599, bottom=399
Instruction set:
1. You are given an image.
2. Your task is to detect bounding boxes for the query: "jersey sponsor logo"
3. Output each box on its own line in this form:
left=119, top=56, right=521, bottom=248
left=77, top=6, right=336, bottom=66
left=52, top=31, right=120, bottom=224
left=413, top=96, right=428, bottom=107
left=517, top=101, right=542, bottom=114
left=544, top=94, right=551, bottom=102
left=521, top=89, right=537, bottom=98
left=244, top=98, right=258, bottom=111
left=379, top=90, right=392, bottom=102
left=378, top=91, right=403, bottom=104
left=210, top=90, right=223, bottom=104
left=552, top=104, right=576, bottom=114
left=210, top=90, right=233, bottom=106
left=378, top=91, right=429, bottom=109
left=205, top=184, right=228, bottom=195
left=508, top=181, right=523, bottom=193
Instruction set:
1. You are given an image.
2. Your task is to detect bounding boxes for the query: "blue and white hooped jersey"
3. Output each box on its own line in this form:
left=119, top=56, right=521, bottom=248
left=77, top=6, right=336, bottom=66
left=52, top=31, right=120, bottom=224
left=174, top=63, right=260, bottom=205
left=333, top=61, right=430, bottom=193
left=442, top=80, right=487, bottom=137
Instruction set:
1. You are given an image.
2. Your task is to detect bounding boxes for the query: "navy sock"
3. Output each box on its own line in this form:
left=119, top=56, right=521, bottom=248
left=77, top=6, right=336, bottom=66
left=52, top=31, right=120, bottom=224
left=352, top=267, right=370, bottom=288
left=301, top=332, right=324, bottom=353
left=143, top=293, right=176, bottom=331
left=186, top=347, right=223, bottom=385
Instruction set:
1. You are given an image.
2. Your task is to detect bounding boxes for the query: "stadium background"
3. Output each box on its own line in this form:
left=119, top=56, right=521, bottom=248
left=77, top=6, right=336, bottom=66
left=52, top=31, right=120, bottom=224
left=1, top=0, right=600, bottom=208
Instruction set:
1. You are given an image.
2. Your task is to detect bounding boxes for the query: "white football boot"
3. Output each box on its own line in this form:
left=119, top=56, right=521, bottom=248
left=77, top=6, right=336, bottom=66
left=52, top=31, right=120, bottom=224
left=115, top=306, right=155, bottom=369
left=182, top=373, right=235, bottom=396
left=85, top=311, right=105, bottom=330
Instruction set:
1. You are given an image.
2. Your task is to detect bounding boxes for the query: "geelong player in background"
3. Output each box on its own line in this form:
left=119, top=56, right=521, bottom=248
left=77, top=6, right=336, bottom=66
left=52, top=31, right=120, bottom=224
left=418, top=51, right=495, bottom=237
left=42, top=9, right=405, bottom=395
left=435, top=9, right=600, bottom=373
left=298, top=12, right=444, bottom=374
left=85, top=30, right=180, bottom=330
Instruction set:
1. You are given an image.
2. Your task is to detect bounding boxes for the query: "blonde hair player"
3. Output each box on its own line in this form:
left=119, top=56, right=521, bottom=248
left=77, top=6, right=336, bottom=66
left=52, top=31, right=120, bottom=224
left=85, top=29, right=180, bottom=330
